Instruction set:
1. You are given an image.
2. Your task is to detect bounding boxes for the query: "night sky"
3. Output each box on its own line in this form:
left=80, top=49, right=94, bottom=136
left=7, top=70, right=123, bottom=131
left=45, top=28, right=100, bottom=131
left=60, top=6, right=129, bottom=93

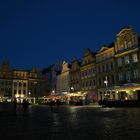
left=0, top=0, right=140, bottom=70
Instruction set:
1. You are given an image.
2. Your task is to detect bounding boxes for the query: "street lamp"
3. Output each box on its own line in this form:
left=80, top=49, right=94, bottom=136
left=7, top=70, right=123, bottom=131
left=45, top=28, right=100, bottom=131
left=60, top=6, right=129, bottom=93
left=104, top=76, right=108, bottom=100
left=28, top=91, right=31, bottom=97
left=52, top=89, right=55, bottom=95
left=104, top=76, right=108, bottom=87
left=70, top=87, right=74, bottom=93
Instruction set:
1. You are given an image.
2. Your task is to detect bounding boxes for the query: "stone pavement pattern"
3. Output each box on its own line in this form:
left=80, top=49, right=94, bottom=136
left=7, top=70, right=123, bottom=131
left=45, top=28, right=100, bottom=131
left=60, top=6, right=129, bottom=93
left=0, top=104, right=140, bottom=140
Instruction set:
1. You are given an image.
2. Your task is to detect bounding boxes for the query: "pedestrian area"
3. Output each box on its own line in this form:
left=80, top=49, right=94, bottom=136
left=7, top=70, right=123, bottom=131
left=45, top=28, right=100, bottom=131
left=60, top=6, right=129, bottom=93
left=0, top=104, right=140, bottom=140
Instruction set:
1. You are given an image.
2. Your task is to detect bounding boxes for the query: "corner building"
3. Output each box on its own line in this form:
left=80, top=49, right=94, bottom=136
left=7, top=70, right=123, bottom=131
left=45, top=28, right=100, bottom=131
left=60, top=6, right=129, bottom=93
left=97, top=27, right=140, bottom=101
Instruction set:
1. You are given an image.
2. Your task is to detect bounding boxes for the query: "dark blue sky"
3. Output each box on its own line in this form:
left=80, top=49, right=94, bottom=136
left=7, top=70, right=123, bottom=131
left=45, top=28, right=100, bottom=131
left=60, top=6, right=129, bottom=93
left=0, top=0, right=140, bottom=69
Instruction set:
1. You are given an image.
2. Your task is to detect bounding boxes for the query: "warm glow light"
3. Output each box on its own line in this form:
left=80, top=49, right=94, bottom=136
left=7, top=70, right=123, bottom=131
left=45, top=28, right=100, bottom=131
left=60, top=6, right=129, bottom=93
left=71, top=87, right=74, bottom=90
left=15, top=94, right=19, bottom=98
left=21, top=94, right=24, bottom=98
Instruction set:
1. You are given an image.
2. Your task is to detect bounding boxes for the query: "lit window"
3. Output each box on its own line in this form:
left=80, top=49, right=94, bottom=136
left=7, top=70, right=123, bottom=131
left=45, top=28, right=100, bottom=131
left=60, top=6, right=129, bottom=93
left=124, top=55, right=130, bottom=65
left=132, top=53, right=138, bottom=63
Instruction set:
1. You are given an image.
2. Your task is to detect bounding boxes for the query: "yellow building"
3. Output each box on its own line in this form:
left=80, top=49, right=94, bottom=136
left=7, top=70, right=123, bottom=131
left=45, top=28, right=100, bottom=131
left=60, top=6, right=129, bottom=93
left=0, top=61, right=43, bottom=103
left=96, top=27, right=140, bottom=101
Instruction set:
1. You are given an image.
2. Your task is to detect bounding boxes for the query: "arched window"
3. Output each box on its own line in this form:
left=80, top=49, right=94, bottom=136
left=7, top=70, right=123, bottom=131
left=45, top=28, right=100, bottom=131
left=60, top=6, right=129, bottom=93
left=128, top=42, right=132, bottom=48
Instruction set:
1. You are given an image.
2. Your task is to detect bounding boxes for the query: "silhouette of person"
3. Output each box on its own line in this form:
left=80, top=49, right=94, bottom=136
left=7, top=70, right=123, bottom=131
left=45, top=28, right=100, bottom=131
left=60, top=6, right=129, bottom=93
left=50, top=99, right=54, bottom=112
left=22, top=99, right=29, bottom=112
left=13, top=98, right=17, bottom=114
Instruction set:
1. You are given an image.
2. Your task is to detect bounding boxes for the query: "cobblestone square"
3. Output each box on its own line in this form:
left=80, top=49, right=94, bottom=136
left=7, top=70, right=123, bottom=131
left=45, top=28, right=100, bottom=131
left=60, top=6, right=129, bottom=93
left=1, top=104, right=140, bottom=140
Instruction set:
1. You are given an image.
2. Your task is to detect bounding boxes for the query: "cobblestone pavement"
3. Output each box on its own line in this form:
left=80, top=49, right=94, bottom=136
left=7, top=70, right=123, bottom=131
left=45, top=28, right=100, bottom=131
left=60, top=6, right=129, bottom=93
left=0, top=104, right=140, bottom=140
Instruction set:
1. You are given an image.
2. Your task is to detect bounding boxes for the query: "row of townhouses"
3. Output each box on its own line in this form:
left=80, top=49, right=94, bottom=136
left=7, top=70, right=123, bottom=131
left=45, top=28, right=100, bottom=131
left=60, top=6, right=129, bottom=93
left=1, top=27, right=140, bottom=103
left=43, top=27, right=140, bottom=102
left=0, top=61, right=44, bottom=103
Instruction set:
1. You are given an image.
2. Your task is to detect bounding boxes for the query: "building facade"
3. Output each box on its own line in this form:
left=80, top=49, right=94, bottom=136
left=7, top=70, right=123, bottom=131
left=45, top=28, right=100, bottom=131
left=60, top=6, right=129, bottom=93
left=0, top=61, right=12, bottom=101
left=80, top=48, right=97, bottom=101
left=42, top=62, right=62, bottom=96
left=69, top=57, right=81, bottom=93
left=96, top=44, right=116, bottom=100
left=96, top=27, right=140, bottom=101
left=0, top=61, right=44, bottom=103
left=114, top=27, right=140, bottom=100
left=56, top=60, right=71, bottom=95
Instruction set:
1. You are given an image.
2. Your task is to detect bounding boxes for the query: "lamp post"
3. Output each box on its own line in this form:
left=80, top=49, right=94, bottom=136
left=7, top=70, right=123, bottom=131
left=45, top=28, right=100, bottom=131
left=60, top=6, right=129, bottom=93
left=28, top=91, right=31, bottom=97
left=104, top=76, right=108, bottom=100
left=70, top=87, right=74, bottom=93
left=52, top=89, right=55, bottom=95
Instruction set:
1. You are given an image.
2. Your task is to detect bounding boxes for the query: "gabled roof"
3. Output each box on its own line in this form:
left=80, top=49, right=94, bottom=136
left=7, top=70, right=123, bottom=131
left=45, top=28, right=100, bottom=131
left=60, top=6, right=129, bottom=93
left=117, top=26, right=133, bottom=36
left=42, top=64, right=54, bottom=74
left=96, top=43, right=114, bottom=56
left=99, top=45, right=109, bottom=53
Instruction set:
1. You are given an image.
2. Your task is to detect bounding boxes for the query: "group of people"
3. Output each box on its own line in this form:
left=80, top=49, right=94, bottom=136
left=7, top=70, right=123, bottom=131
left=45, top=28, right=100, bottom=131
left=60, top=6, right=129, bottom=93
left=13, top=98, right=29, bottom=113
left=49, top=99, right=61, bottom=111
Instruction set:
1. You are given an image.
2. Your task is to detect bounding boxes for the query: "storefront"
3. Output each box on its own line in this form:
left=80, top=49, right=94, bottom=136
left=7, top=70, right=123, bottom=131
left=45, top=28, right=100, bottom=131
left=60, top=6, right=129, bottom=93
left=98, top=83, right=140, bottom=101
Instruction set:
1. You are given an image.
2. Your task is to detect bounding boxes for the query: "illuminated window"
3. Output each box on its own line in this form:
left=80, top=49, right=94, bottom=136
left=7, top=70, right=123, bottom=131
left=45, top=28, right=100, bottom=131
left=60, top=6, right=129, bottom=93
left=132, top=53, right=138, bottom=63
left=124, top=55, right=130, bottom=65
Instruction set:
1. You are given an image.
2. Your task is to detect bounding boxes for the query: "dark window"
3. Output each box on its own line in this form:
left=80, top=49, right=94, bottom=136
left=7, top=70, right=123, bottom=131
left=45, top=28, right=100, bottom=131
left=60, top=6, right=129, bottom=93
left=99, top=78, right=101, bottom=86
left=106, top=64, right=108, bottom=71
left=110, top=63, right=113, bottom=69
left=111, top=75, right=114, bottom=83
left=19, top=82, right=22, bottom=87
left=23, top=90, right=26, bottom=95
left=19, top=90, right=21, bottom=94
left=14, top=90, right=16, bottom=94
left=14, top=82, right=17, bottom=86
left=23, top=83, right=26, bottom=87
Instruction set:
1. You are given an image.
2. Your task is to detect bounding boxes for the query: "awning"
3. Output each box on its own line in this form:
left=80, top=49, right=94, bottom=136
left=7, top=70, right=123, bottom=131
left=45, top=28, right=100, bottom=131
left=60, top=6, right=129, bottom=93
left=98, top=83, right=140, bottom=92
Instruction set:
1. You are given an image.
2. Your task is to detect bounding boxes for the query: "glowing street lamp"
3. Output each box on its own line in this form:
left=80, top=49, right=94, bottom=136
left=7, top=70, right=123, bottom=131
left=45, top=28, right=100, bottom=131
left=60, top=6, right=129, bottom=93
left=70, top=87, right=74, bottom=93
left=104, top=76, right=108, bottom=99
left=104, top=76, right=108, bottom=87
left=52, top=89, right=55, bottom=95
left=28, top=91, right=31, bottom=97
